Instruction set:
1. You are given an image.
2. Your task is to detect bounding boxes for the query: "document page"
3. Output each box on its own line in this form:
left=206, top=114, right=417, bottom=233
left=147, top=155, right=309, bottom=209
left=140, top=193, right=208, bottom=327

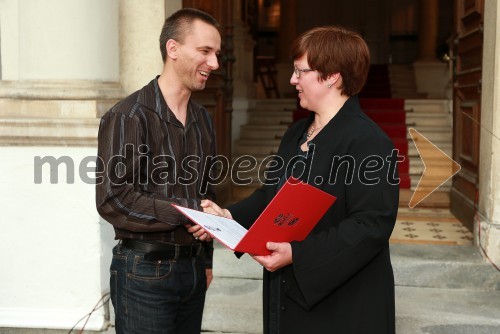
left=173, top=206, right=247, bottom=250
left=173, top=177, right=337, bottom=255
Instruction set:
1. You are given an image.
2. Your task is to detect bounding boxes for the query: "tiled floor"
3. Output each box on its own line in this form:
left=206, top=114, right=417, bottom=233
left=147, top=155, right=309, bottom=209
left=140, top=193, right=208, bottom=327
left=391, top=207, right=474, bottom=245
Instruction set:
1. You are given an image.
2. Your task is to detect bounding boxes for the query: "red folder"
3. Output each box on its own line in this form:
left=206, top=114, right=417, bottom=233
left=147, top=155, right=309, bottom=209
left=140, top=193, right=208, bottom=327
left=175, top=177, right=336, bottom=255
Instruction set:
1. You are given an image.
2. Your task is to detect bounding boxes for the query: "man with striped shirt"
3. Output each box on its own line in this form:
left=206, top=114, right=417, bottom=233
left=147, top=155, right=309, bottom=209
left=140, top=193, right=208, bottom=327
left=96, top=8, right=221, bottom=334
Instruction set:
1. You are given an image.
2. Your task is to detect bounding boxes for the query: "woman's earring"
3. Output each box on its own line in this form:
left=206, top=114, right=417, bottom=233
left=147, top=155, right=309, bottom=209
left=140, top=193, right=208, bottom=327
left=327, top=83, right=333, bottom=88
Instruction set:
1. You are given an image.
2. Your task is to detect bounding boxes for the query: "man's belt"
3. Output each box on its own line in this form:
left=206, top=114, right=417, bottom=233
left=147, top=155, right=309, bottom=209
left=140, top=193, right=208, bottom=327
left=122, top=239, right=203, bottom=260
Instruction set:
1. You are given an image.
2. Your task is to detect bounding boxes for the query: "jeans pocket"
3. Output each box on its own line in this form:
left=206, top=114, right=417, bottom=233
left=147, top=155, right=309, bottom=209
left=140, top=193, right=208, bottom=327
left=127, top=255, right=174, bottom=281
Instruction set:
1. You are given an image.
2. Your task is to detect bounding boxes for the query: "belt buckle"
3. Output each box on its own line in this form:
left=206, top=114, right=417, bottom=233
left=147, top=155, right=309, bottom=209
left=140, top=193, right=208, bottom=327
left=144, top=251, right=173, bottom=261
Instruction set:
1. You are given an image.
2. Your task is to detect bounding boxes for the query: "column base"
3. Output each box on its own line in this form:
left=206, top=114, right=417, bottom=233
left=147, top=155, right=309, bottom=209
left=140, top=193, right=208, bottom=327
left=474, top=212, right=500, bottom=268
left=413, top=61, right=452, bottom=99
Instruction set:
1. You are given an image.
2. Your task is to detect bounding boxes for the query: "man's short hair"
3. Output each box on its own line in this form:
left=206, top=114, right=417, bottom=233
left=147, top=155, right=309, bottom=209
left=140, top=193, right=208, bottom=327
left=159, top=8, right=220, bottom=63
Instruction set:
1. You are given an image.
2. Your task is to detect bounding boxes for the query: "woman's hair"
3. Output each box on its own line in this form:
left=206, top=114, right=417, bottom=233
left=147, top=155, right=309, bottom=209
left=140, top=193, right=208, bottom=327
left=291, top=26, right=370, bottom=96
left=159, top=8, right=220, bottom=63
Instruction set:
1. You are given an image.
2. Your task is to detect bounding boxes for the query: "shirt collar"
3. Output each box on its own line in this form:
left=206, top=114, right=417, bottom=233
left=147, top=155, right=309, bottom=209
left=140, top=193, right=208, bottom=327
left=137, top=76, right=200, bottom=127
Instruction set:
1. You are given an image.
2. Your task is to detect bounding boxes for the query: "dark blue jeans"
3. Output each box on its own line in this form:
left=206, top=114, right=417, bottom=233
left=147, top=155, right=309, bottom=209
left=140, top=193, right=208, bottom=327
left=110, top=243, right=207, bottom=334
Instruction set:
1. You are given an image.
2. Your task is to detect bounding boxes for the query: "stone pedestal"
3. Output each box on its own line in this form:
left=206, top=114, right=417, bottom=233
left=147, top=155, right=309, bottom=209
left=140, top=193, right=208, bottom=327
left=413, top=61, right=451, bottom=98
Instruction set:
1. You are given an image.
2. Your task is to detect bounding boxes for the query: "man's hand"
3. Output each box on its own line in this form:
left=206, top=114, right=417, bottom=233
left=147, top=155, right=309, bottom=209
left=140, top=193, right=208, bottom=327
left=201, top=199, right=232, bottom=219
left=206, top=269, right=213, bottom=289
left=185, top=223, right=212, bottom=242
left=251, top=242, right=293, bottom=272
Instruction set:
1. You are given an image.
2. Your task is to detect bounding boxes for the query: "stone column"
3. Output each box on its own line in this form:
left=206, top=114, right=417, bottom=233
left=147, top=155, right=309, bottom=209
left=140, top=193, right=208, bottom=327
left=0, top=0, right=123, bottom=145
left=275, top=0, right=298, bottom=98
left=477, top=0, right=500, bottom=267
left=119, top=0, right=166, bottom=95
left=413, top=0, right=450, bottom=98
left=417, top=0, right=438, bottom=61
left=232, top=0, right=257, bottom=142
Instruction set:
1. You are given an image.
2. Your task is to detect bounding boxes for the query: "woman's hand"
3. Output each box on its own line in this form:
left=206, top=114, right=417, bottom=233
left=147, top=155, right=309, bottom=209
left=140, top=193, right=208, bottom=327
left=252, top=242, right=293, bottom=272
left=206, top=269, right=213, bottom=289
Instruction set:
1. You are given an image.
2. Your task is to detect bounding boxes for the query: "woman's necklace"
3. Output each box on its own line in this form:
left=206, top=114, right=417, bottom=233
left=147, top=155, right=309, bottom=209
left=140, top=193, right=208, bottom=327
left=306, top=123, right=326, bottom=139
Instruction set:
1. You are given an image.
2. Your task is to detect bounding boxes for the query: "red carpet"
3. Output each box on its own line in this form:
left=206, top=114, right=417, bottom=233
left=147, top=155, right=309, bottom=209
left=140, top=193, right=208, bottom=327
left=359, top=65, right=410, bottom=188
left=360, top=98, right=410, bottom=188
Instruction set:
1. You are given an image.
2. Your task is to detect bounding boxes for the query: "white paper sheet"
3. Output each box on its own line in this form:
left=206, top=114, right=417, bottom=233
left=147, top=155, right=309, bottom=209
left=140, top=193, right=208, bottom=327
left=174, top=205, right=248, bottom=249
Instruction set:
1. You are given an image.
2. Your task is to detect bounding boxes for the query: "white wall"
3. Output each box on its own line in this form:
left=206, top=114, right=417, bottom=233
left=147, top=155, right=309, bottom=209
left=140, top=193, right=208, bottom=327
left=1, top=0, right=119, bottom=81
left=0, top=147, right=115, bottom=330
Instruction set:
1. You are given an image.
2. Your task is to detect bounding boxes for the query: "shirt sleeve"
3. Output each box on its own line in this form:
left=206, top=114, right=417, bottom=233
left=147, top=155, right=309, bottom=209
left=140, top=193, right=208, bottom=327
left=96, top=111, right=200, bottom=233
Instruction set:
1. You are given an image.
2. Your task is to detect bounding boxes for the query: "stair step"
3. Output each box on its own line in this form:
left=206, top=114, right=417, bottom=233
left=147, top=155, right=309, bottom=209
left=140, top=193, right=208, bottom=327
left=409, top=155, right=456, bottom=172
left=405, top=99, right=450, bottom=113
left=410, top=177, right=452, bottom=189
left=409, top=163, right=455, bottom=175
left=233, top=145, right=278, bottom=156
left=391, top=244, right=500, bottom=290
left=395, top=286, right=500, bottom=333
left=407, top=129, right=452, bottom=142
left=240, top=124, right=288, bottom=139
left=408, top=143, right=452, bottom=157
left=247, top=112, right=293, bottom=125
left=399, top=189, right=450, bottom=208
left=406, top=112, right=451, bottom=127
left=233, top=139, right=282, bottom=156
left=252, top=98, right=296, bottom=111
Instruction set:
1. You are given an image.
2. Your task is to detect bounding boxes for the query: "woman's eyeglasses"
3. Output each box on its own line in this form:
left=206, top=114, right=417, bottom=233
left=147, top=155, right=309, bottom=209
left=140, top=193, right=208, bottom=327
left=293, top=67, right=314, bottom=78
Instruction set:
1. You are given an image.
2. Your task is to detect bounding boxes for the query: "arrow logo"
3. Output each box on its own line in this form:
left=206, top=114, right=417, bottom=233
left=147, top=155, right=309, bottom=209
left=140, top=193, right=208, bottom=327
left=408, top=128, right=461, bottom=208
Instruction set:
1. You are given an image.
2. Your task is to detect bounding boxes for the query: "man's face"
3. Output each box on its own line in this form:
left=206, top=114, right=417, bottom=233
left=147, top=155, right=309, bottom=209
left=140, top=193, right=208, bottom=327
left=175, top=20, right=221, bottom=92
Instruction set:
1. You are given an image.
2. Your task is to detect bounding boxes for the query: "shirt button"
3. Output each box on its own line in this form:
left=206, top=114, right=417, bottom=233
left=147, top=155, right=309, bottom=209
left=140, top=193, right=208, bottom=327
left=281, top=306, right=286, bottom=311
left=282, top=279, right=286, bottom=284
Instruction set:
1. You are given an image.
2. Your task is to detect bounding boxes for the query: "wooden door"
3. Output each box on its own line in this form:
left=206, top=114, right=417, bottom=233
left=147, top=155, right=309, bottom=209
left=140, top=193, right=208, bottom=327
left=450, top=0, right=484, bottom=231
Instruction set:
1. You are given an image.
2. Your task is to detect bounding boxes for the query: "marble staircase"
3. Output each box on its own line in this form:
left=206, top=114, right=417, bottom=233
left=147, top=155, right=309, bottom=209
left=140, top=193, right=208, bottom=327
left=404, top=99, right=453, bottom=198
left=231, top=99, right=295, bottom=202
left=389, top=64, right=427, bottom=99
left=231, top=97, right=454, bottom=208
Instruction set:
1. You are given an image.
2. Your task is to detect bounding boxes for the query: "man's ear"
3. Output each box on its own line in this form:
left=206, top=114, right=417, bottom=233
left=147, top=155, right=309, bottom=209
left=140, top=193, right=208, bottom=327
left=166, top=39, right=178, bottom=60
